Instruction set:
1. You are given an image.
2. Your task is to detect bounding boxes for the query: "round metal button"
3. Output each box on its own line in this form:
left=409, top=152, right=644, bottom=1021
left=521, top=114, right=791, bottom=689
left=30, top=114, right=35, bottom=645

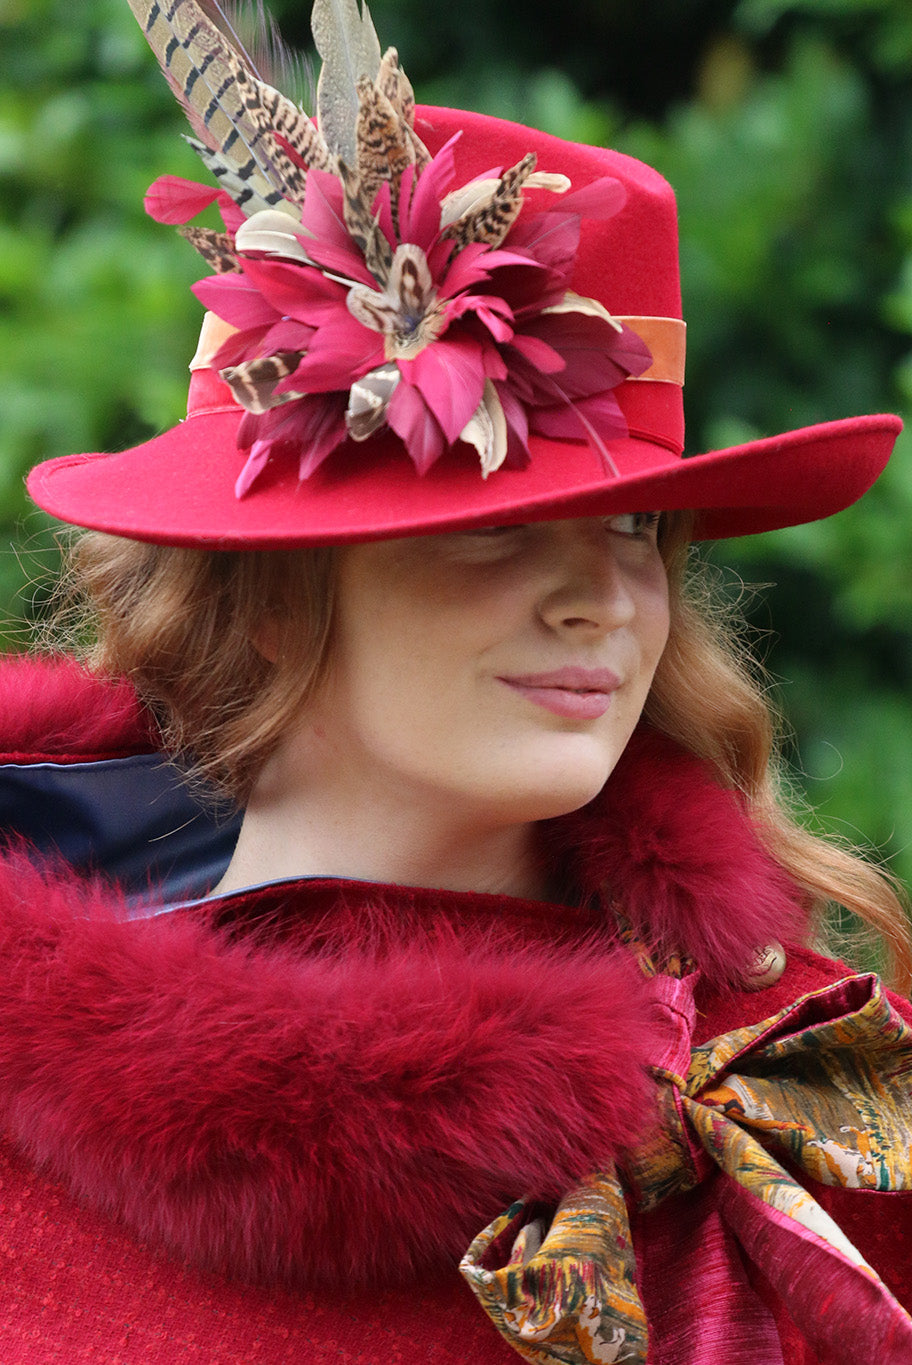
left=743, top=941, right=787, bottom=989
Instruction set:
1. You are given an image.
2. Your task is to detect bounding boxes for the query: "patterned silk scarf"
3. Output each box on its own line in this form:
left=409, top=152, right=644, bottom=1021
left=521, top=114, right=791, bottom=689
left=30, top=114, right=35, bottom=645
left=460, top=963, right=912, bottom=1365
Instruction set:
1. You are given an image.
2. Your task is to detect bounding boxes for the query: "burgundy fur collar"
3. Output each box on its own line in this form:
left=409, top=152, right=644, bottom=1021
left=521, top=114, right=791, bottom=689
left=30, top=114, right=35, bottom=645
left=0, top=657, right=806, bottom=1290
left=555, top=725, right=806, bottom=984
left=0, top=654, right=154, bottom=763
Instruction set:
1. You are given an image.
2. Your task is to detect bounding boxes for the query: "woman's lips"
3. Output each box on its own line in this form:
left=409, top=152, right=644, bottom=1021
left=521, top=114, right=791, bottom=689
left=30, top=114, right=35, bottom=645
left=498, top=668, right=620, bottom=720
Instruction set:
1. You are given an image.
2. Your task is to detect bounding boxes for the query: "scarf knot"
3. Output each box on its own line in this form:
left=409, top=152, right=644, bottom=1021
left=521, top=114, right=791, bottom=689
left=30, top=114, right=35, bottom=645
left=461, top=971, right=912, bottom=1365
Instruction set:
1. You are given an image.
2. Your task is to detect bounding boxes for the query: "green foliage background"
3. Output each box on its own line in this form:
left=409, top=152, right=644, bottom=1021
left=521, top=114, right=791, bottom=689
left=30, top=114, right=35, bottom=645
left=1, top=0, right=911, bottom=885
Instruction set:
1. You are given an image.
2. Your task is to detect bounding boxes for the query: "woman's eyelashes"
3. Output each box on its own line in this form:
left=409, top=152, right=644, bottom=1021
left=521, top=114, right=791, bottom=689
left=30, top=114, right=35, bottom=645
left=466, top=514, right=661, bottom=538
left=467, top=523, right=528, bottom=536
left=605, top=512, right=661, bottom=539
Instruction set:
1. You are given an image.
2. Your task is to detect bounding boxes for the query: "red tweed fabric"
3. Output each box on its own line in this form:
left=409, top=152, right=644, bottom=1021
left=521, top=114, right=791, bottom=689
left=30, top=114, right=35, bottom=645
left=0, top=1141, right=517, bottom=1363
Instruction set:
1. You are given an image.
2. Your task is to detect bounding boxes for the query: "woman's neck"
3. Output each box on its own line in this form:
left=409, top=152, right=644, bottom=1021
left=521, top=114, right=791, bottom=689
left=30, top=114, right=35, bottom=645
left=212, top=765, right=549, bottom=902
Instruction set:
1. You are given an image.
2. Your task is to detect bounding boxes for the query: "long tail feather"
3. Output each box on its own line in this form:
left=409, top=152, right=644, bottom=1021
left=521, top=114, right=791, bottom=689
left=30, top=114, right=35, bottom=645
left=195, top=0, right=263, bottom=78
left=126, top=0, right=328, bottom=210
left=197, top=1, right=315, bottom=105
left=184, top=137, right=288, bottom=216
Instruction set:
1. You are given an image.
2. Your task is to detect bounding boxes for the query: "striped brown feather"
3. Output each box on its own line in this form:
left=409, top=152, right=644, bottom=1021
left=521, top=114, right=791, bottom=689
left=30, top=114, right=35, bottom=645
left=442, top=152, right=538, bottom=249
left=258, top=80, right=336, bottom=175
left=339, top=161, right=393, bottom=286
left=126, top=0, right=315, bottom=210
left=185, top=137, right=282, bottom=217
left=354, top=77, right=414, bottom=213
left=178, top=225, right=242, bottom=271
left=376, top=48, right=429, bottom=171
left=220, top=352, right=302, bottom=412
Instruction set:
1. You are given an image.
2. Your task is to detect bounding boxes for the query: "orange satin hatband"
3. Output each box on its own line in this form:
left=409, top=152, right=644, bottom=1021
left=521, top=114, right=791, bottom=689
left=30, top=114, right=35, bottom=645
left=618, top=316, right=687, bottom=386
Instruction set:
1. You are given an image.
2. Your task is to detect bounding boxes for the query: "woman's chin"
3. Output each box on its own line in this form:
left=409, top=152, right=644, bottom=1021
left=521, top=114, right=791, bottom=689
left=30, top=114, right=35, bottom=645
left=477, top=763, right=616, bottom=827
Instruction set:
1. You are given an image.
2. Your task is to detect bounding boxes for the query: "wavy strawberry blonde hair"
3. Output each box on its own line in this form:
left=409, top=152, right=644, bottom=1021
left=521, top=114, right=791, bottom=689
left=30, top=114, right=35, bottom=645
left=62, top=514, right=912, bottom=990
left=646, top=514, right=912, bottom=992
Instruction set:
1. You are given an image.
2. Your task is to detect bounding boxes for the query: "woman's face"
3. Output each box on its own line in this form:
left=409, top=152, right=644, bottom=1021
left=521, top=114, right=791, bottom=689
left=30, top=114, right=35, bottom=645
left=303, top=515, right=670, bottom=831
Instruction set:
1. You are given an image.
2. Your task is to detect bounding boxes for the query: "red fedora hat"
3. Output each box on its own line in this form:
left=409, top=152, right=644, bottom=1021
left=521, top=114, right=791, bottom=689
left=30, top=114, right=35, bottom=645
left=26, top=26, right=900, bottom=547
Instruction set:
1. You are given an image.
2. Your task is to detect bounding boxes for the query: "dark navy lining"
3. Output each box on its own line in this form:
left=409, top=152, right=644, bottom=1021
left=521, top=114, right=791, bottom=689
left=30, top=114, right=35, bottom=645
left=0, top=754, right=241, bottom=906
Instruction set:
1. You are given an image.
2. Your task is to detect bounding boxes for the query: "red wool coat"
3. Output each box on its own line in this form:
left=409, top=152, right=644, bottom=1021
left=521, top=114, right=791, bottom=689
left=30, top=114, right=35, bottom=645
left=0, top=656, right=909, bottom=1364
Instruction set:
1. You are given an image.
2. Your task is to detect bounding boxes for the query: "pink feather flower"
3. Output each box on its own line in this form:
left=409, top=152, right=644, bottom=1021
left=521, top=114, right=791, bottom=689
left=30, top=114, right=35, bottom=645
left=148, top=142, right=652, bottom=497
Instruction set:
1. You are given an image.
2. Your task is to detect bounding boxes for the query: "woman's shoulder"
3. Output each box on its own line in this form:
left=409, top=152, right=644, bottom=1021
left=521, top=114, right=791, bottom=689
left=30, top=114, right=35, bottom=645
left=0, top=653, right=237, bottom=901
left=694, top=942, right=912, bottom=1042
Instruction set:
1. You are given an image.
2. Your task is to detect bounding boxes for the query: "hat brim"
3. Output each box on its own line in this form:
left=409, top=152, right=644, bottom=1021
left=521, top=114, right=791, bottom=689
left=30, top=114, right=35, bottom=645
left=27, top=409, right=900, bottom=548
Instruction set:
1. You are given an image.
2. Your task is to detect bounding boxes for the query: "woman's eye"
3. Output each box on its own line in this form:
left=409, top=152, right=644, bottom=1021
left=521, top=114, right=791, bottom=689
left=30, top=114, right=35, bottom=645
left=467, top=523, right=528, bottom=537
left=605, top=512, right=661, bottom=538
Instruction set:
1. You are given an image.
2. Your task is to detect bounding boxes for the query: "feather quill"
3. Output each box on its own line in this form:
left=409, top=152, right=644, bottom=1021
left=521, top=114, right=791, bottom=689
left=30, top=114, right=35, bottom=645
left=312, top=0, right=382, bottom=166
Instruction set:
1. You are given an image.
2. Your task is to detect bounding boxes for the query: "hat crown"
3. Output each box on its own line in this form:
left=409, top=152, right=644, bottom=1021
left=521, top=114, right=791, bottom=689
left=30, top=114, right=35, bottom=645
left=422, top=107, right=682, bottom=322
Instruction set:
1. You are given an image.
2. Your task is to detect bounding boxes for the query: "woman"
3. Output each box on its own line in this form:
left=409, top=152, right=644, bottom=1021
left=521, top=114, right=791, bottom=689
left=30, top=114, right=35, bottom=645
left=2, top=1, right=911, bottom=1361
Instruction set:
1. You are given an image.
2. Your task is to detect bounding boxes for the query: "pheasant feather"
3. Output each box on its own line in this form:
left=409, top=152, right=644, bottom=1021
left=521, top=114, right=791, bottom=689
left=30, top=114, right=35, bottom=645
left=178, top=225, right=241, bottom=272
left=312, top=0, right=382, bottom=166
left=354, top=77, right=415, bottom=214
left=126, top=0, right=328, bottom=211
left=221, top=353, right=302, bottom=412
left=132, top=0, right=645, bottom=488
left=252, top=78, right=335, bottom=176
left=346, top=363, right=400, bottom=440
left=376, top=47, right=429, bottom=171
left=197, top=0, right=312, bottom=101
left=376, top=48, right=414, bottom=134
left=184, top=137, right=286, bottom=218
left=339, top=161, right=394, bottom=285
left=443, top=153, right=539, bottom=248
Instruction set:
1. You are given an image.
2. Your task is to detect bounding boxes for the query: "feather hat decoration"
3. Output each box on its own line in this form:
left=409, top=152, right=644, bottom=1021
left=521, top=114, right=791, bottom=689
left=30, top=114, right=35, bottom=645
left=126, top=0, right=652, bottom=494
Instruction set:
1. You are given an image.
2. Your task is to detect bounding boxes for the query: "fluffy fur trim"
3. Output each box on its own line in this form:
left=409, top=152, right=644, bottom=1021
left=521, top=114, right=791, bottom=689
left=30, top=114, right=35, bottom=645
left=553, top=726, right=807, bottom=986
left=0, top=654, right=152, bottom=762
left=0, top=852, right=669, bottom=1289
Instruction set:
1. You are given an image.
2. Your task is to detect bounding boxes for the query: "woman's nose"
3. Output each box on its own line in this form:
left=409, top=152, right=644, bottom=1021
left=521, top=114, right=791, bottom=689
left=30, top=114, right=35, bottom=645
left=536, top=523, right=636, bottom=636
